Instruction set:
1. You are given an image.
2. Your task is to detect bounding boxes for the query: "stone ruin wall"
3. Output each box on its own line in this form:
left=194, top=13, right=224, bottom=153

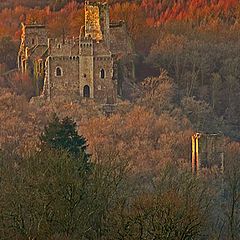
left=85, top=4, right=103, bottom=42
left=199, top=134, right=224, bottom=169
left=109, top=22, right=134, bottom=56
left=24, top=26, right=48, bottom=48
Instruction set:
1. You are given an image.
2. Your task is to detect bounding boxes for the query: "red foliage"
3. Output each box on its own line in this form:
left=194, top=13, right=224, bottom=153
left=141, top=0, right=239, bottom=25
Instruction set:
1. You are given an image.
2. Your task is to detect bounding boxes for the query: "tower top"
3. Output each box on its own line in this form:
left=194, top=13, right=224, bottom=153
left=84, top=1, right=109, bottom=42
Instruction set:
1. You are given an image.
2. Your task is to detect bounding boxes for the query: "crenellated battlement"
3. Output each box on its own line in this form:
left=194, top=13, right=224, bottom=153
left=79, top=38, right=94, bottom=55
left=48, top=56, right=79, bottom=61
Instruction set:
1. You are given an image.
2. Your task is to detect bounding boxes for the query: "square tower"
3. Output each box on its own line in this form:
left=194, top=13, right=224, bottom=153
left=18, top=23, right=48, bottom=73
left=84, top=1, right=110, bottom=46
left=85, top=2, right=103, bottom=42
left=20, top=23, right=48, bottom=49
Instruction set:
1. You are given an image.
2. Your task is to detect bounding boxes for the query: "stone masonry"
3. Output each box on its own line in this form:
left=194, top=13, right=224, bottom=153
left=18, top=1, right=135, bottom=104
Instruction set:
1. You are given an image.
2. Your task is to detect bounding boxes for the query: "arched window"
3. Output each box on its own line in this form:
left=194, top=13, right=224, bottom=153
left=100, top=69, right=105, bottom=79
left=83, top=85, right=90, bottom=98
left=55, top=67, right=63, bottom=77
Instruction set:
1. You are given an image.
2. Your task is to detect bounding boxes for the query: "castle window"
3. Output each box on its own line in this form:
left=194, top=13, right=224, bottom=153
left=83, top=85, right=90, bottom=98
left=32, top=38, right=35, bottom=45
left=57, top=44, right=61, bottom=49
left=83, top=74, right=87, bottom=78
left=100, top=69, right=105, bottom=79
left=55, top=67, right=63, bottom=77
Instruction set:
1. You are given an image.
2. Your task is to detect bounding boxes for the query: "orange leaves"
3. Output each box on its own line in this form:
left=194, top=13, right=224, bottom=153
left=0, top=0, right=239, bottom=47
left=110, top=2, right=146, bottom=39
left=0, top=0, right=238, bottom=57
left=9, top=72, right=34, bottom=98
left=141, top=0, right=239, bottom=26
left=0, top=1, right=82, bottom=41
left=80, top=105, right=192, bottom=173
left=0, top=88, right=46, bottom=156
left=0, top=83, right=192, bottom=174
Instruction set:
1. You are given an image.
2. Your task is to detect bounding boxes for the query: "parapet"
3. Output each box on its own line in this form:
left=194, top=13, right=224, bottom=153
left=48, top=38, right=77, bottom=56
left=48, top=38, right=76, bottom=46
left=79, top=38, right=94, bottom=55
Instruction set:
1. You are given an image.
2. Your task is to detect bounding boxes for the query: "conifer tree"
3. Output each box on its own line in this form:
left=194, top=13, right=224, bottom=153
left=40, top=114, right=91, bottom=172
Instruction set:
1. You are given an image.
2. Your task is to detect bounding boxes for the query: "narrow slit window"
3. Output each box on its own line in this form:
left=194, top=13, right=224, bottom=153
left=100, top=69, right=105, bottom=79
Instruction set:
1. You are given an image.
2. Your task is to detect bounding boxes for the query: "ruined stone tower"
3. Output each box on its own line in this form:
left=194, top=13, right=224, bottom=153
left=18, top=1, right=135, bottom=104
left=191, top=133, right=224, bottom=175
left=18, top=23, right=48, bottom=95
left=18, top=23, right=48, bottom=72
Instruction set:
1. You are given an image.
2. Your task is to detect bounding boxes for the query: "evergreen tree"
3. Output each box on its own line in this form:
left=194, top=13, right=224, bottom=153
left=40, top=114, right=91, bottom=172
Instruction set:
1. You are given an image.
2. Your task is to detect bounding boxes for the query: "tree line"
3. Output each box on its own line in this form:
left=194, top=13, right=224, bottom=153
left=0, top=113, right=239, bottom=239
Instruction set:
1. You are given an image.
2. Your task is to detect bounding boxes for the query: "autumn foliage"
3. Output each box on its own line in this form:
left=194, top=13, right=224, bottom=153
left=0, top=0, right=240, bottom=239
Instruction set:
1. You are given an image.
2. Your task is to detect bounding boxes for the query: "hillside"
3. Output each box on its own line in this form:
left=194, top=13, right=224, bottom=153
left=0, top=1, right=240, bottom=239
left=1, top=0, right=240, bottom=137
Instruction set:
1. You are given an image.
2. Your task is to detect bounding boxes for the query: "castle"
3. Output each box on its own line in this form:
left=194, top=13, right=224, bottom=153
left=18, top=1, right=135, bottom=104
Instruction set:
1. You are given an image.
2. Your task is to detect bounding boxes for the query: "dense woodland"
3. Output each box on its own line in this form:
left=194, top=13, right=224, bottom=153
left=0, top=0, right=240, bottom=239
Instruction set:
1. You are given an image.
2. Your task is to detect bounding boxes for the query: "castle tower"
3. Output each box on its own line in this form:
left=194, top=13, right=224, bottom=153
left=20, top=23, right=47, bottom=49
left=98, top=2, right=110, bottom=47
left=79, top=1, right=114, bottom=103
left=84, top=1, right=110, bottom=46
left=18, top=23, right=48, bottom=73
left=79, top=39, right=94, bottom=99
left=85, top=1, right=103, bottom=42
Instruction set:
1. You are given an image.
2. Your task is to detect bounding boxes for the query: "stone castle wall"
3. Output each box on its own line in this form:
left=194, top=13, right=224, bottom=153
left=47, top=56, right=80, bottom=102
left=48, top=38, right=78, bottom=56
left=93, top=55, right=115, bottom=103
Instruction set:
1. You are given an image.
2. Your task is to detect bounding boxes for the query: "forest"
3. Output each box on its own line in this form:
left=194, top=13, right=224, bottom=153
left=0, top=0, right=240, bottom=239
